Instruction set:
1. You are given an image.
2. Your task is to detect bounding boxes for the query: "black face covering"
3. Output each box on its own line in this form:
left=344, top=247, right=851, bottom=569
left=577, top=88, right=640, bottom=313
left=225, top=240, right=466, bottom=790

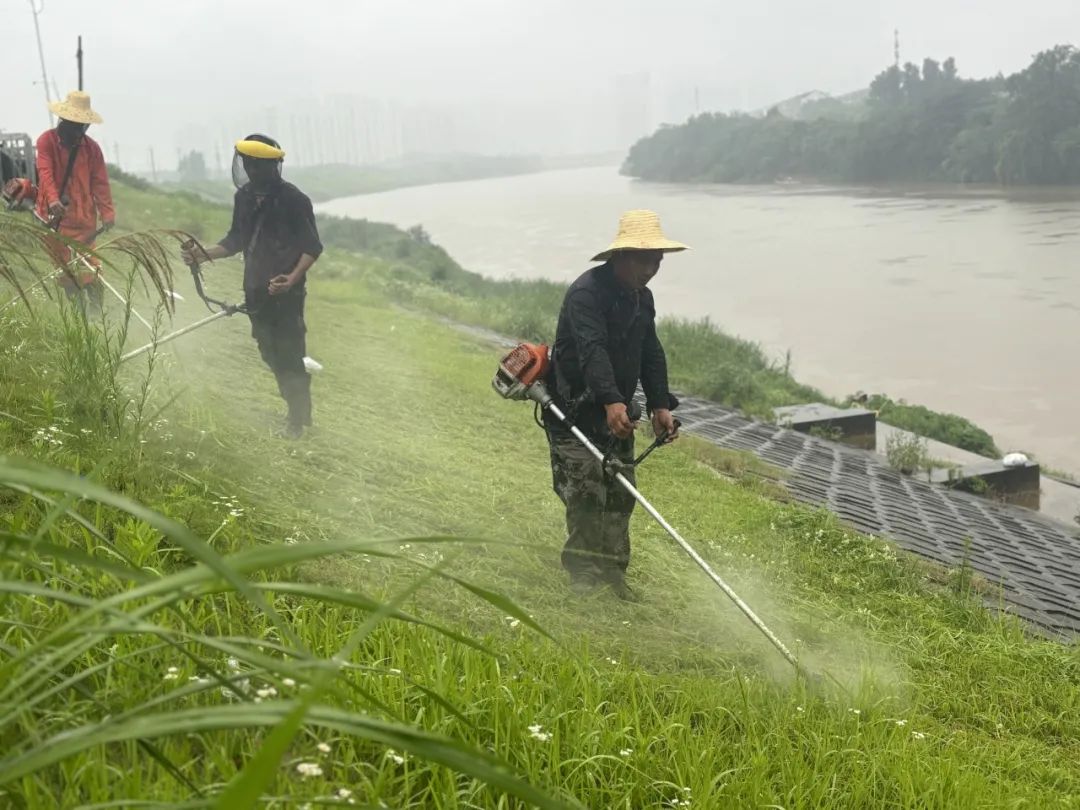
left=242, top=157, right=282, bottom=193
left=56, top=119, right=88, bottom=147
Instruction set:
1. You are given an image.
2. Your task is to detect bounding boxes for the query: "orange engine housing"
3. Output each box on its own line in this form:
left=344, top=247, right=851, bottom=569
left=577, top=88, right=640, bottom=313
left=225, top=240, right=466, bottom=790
left=492, top=342, right=552, bottom=403
left=500, top=343, right=549, bottom=385
left=2, top=177, right=37, bottom=209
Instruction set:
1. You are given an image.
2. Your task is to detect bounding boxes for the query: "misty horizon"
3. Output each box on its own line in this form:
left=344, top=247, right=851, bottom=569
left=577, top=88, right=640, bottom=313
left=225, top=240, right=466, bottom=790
left=3, top=1, right=1076, bottom=174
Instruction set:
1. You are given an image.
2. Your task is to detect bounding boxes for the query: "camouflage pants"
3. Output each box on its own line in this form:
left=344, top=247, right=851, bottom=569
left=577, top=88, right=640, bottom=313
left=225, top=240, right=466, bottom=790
left=547, top=430, right=636, bottom=581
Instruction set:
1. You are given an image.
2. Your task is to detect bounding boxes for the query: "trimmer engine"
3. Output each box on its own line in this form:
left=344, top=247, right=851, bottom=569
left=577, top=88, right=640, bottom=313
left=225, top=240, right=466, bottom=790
left=491, top=342, right=553, bottom=406
left=2, top=178, right=37, bottom=211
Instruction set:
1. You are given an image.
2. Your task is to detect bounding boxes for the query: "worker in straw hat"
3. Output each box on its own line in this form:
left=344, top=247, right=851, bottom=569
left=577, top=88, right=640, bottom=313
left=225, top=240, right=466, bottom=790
left=181, top=134, right=323, bottom=439
left=35, top=91, right=115, bottom=310
left=543, top=209, right=688, bottom=601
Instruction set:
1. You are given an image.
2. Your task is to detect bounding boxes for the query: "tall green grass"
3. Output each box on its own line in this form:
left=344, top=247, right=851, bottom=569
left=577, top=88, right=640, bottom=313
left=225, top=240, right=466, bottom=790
left=3, top=177, right=1076, bottom=807
left=2, top=248, right=1079, bottom=806
left=0, top=260, right=575, bottom=807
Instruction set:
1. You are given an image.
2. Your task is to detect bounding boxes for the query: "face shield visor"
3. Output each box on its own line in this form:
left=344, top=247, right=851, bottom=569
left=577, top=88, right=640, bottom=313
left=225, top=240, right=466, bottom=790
left=232, top=137, right=285, bottom=191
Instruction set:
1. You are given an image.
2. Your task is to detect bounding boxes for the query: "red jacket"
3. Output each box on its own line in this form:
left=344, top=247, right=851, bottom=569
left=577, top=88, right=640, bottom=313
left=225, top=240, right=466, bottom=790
left=35, top=129, right=115, bottom=244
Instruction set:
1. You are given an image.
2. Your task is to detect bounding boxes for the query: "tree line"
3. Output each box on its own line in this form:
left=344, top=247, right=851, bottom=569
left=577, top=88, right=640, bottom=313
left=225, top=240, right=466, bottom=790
left=624, top=45, right=1080, bottom=185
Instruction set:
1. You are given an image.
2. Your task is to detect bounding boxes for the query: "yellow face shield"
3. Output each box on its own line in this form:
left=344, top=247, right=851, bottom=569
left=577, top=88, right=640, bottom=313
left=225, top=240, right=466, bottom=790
left=232, top=136, right=285, bottom=190
left=235, top=139, right=285, bottom=160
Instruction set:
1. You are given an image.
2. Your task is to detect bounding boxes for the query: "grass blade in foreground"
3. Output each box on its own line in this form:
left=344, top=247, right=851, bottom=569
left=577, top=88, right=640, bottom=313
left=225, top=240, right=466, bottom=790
left=0, top=704, right=579, bottom=809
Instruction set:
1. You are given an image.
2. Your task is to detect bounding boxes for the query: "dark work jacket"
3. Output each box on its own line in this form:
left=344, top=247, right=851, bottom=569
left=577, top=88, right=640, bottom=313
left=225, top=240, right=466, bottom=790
left=218, top=181, right=323, bottom=309
left=546, top=262, right=676, bottom=438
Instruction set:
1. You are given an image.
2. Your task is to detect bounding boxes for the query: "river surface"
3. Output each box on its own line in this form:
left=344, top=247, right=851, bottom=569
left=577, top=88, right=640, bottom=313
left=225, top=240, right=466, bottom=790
left=320, top=166, right=1080, bottom=471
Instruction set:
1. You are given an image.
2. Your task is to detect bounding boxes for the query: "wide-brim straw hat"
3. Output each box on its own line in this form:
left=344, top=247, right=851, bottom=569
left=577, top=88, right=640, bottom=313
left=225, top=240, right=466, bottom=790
left=49, top=91, right=103, bottom=125
left=591, top=209, right=688, bottom=262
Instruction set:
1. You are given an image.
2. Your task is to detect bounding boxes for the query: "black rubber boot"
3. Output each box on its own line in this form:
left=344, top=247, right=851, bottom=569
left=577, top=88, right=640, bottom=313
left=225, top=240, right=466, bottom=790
left=278, top=372, right=312, bottom=434
left=605, top=572, right=642, bottom=603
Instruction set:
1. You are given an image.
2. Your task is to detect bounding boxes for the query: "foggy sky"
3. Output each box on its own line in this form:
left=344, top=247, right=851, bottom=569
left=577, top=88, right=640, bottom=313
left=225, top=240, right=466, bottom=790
left=3, top=0, right=1076, bottom=174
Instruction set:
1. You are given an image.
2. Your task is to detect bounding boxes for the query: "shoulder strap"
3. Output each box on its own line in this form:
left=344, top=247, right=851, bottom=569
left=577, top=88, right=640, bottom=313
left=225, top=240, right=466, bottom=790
left=244, top=196, right=271, bottom=257
left=57, top=138, right=82, bottom=205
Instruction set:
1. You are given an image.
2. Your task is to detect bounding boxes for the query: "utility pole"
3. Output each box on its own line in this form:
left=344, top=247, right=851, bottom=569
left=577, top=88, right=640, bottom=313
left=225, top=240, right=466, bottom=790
left=149, top=148, right=158, bottom=183
left=77, top=35, right=83, bottom=90
left=894, top=29, right=900, bottom=68
left=29, top=0, right=53, bottom=128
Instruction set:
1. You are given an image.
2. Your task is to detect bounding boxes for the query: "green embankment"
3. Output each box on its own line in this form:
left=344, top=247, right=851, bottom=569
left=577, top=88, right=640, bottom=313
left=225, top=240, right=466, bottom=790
left=0, top=176, right=1074, bottom=808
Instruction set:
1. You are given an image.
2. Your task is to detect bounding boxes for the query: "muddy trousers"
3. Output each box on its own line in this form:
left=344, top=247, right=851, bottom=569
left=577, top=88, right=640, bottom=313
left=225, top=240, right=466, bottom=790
left=547, top=430, right=636, bottom=582
left=248, top=291, right=311, bottom=429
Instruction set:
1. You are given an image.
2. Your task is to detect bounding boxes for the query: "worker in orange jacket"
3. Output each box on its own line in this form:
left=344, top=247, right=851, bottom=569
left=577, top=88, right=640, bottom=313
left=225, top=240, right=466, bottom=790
left=35, top=91, right=115, bottom=309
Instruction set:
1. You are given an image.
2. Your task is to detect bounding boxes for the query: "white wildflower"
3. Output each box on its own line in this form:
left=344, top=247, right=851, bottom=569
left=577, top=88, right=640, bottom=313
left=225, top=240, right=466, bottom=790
left=296, top=761, right=323, bottom=778
left=256, top=687, right=277, bottom=699
left=619, top=748, right=633, bottom=757
left=386, top=750, right=405, bottom=765
left=283, top=678, right=297, bottom=687
left=795, top=706, right=805, bottom=713
left=163, top=666, right=180, bottom=681
left=606, top=657, right=619, bottom=666
left=848, top=708, right=861, bottom=715
left=227, top=657, right=240, bottom=671
left=317, top=742, right=331, bottom=753
left=337, top=788, right=353, bottom=799
left=527, top=724, right=553, bottom=742
left=220, top=677, right=250, bottom=700
left=894, top=719, right=907, bottom=727
left=911, top=731, right=926, bottom=740
left=185, top=451, right=196, bottom=460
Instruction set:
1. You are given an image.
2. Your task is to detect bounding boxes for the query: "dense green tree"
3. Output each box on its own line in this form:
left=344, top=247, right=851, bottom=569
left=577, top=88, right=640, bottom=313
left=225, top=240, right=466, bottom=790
left=623, top=46, right=1080, bottom=186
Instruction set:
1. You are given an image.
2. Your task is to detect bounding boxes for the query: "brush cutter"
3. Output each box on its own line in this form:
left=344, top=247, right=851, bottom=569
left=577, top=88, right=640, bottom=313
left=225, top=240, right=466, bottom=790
left=492, top=342, right=800, bottom=669
left=121, top=239, right=325, bottom=373
left=120, top=238, right=243, bottom=363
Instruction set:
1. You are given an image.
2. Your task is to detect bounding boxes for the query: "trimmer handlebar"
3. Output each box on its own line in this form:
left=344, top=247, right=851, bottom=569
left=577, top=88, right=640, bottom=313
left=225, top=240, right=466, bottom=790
left=180, top=238, right=243, bottom=315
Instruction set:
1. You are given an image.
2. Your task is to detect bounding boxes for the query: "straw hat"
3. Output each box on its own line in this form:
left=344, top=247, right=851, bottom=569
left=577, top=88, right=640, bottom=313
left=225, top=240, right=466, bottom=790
left=591, top=209, right=688, bottom=262
left=48, top=91, right=103, bottom=125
